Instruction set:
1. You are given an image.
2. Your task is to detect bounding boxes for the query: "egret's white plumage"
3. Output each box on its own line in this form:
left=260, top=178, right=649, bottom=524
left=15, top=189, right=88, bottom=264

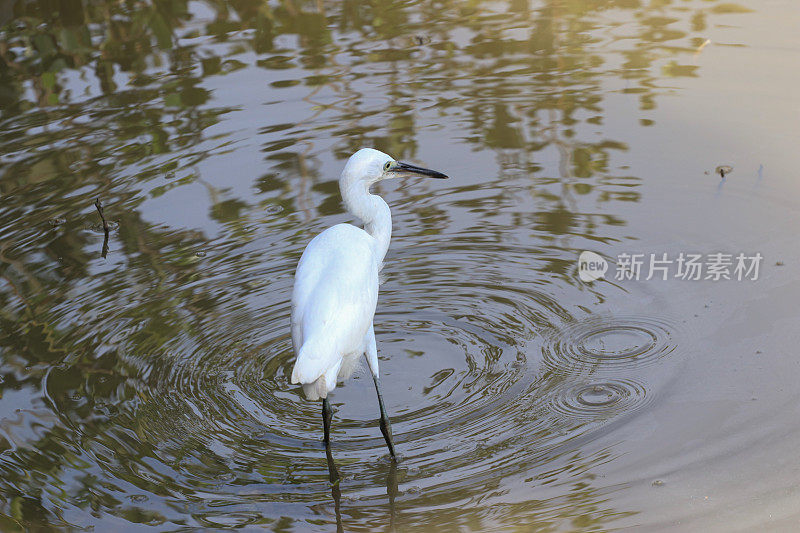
left=288, top=147, right=447, bottom=456
left=291, top=223, right=379, bottom=400
left=290, top=148, right=393, bottom=399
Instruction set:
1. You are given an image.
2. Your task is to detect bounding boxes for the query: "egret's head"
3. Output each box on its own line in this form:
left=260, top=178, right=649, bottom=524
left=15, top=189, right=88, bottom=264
left=343, top=148, right=448, bottom=185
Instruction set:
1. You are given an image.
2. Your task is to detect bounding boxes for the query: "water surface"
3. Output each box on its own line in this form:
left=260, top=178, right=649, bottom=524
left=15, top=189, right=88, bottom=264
left=1, top=0, right=799, bottom=530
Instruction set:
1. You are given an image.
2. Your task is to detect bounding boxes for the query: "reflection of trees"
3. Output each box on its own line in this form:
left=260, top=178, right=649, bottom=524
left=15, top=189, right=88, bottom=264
left=0, top=0, right=729, bottom=234
left=0, top=0, right=752, bottom=528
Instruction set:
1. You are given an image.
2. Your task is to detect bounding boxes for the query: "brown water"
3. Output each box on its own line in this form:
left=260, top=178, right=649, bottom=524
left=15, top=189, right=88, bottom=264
left=1, top=0, right=799, bottom=530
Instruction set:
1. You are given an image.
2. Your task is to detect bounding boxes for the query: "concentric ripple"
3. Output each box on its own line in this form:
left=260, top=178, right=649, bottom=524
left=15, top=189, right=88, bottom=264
left=15, top=178, right=688, bottom=532
left=549, top=379, right=650, bottom=421
left=542, top=316, right=678, bottom=373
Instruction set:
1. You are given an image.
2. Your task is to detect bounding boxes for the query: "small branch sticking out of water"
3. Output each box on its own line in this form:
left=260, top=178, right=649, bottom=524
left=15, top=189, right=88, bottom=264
left=94, top=198, right=109, bottom=233
left=95, top=198, right=110, bottom=259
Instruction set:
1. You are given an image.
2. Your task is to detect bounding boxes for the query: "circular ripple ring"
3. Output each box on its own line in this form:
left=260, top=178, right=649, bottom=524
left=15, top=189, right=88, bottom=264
left=542, top=316, right=677, bottom=372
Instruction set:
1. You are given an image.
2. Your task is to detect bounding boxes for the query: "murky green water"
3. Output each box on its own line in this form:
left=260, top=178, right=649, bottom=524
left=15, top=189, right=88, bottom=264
left=2, top=0, right=799, bottom=530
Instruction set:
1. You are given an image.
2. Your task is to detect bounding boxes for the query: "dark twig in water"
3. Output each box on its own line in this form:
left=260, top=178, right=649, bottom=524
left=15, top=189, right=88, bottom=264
left=95, top=198, right=110, bottom=258
left=94, top=198, right=109, bottom=233
left=100, top=231, right=109, bottom=259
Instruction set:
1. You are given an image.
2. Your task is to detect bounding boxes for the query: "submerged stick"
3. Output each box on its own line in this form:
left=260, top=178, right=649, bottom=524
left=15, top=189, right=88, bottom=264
left=95, top=198, right=110, bottom=258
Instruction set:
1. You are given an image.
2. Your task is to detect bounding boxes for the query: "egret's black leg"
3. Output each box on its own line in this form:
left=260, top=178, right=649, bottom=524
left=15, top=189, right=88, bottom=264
left=371, top=375, right=397, bottom=459
left=322, top=397, right=333, bottom=446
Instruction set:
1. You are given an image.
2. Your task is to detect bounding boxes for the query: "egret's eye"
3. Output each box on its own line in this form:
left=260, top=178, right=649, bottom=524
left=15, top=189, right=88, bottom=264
left=383, top=161, right=392, bottom=171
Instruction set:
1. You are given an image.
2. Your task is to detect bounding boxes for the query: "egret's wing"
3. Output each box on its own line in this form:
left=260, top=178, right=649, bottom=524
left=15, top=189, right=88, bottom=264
left=292, top=224, right=369, bottom=345
left=291, top=224, right=378, bottom=385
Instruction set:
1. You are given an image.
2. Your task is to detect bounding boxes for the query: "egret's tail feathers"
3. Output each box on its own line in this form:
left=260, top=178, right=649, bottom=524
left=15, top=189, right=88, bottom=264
left=302, top=380, right=328, bottom=401
left=299, top=359, right=342, bottom=401
left=291, top=338, right=335, bottom=385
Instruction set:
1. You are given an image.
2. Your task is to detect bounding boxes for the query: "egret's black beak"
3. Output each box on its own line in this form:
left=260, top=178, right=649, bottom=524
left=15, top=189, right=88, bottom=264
left=394, top=161, right=449, bottom=179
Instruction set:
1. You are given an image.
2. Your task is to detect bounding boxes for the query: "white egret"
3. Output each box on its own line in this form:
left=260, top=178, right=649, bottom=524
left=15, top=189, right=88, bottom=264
left=290, top=148, right=448, bottom=459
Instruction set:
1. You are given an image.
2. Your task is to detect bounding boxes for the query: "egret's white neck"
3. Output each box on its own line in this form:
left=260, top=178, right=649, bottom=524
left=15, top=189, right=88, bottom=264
left=341, top=175, right=392, bottom=265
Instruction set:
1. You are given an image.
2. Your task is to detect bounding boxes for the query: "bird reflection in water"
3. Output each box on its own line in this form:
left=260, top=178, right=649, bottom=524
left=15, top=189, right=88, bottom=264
left=324, top=449, right=399, bottom=531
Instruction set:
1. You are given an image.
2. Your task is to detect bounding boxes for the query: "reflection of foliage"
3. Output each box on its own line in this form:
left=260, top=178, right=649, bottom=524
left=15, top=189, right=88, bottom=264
left=0, top=0, right=754, bottom=529
left=0, top=0, right=737, bottom=221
